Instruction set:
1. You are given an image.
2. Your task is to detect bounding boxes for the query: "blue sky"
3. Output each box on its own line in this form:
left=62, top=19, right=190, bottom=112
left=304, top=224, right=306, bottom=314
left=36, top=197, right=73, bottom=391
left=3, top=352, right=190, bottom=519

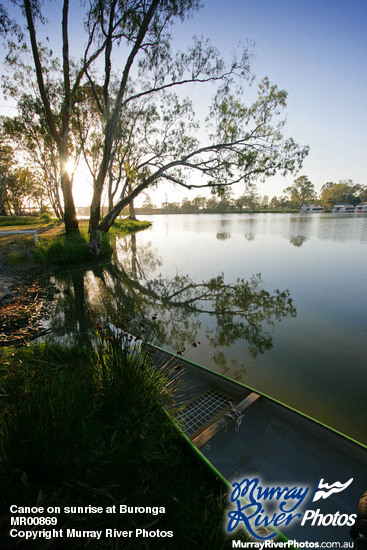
left=1, top=0, right=366, bottom=206
left=170, top=0, right=367, bottom=200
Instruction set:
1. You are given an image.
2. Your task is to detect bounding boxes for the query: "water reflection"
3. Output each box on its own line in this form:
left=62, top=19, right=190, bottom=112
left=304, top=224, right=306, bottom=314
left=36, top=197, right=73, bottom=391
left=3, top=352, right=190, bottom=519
left=127, top=214, right=367, bottom=443
left=167, top=213, right=367, bottom=246
left=216, top=232, right=231, bottom=240
left=244, top=232, right=255, bottom=241
left=48, top=234, right=296, bottom=361
left=290, top=235, right=307, bottom=247
left=211, top=350, right=243, bottom=374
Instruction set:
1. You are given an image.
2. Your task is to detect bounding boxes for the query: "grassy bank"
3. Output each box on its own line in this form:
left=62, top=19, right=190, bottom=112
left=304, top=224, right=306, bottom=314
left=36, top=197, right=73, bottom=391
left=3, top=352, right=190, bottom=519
left=0, top=218, right=151, bottom=266
left=0, top=213, right=59, bottom=228
left=109, top=219, right=151, bottom=236
left=34, top=219, right=151, bottom=264
left=0, top=217, right=247, bottom=547
left=0, top=333, right=242, bottom=549
left=33, top=231, right=112, bottom=264
left=0, top=215, right=40, bottom=227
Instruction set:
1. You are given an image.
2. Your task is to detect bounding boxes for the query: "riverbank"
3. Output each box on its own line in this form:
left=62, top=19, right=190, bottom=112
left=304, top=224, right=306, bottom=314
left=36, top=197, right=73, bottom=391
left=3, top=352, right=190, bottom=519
left=0, top=218, right=150, bottom=345
left=0, top=222, right=58, bottom=345
left=0, top=217, right=243, bottom=548
left=0, top=338, right=242, bottom=549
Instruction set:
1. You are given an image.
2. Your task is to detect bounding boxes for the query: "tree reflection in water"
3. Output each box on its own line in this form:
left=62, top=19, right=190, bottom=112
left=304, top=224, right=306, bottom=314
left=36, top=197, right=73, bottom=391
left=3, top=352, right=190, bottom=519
left=48, top=234, right=296, bottom=365
left=290, top=235, right=307, bottom=247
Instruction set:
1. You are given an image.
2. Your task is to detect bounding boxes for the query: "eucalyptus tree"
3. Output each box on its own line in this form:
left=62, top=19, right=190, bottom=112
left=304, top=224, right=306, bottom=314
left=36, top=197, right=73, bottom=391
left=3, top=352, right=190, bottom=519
left=96, top=71, right=310, bottom=236
left=73, top=82, right=158, bottom=218
left=1, top=0, right=309, bottom=249
left=5, top=166, right=42, bottom=214
left=3, top=92, right=65, bottom=218
left=320, top=180, right=365, bottom=208
left=1, top=0, right=107, bottom=233
left=82, top=0, right=261, bottom=239
left=0, top=123, right=13, bottom=215
left=284, top=175, right=316, bottom=209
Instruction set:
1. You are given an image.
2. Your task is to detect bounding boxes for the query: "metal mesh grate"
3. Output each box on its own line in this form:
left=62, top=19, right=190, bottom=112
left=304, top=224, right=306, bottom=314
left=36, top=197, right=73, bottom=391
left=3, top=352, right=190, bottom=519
left=177, top=390, right=231, bottom=437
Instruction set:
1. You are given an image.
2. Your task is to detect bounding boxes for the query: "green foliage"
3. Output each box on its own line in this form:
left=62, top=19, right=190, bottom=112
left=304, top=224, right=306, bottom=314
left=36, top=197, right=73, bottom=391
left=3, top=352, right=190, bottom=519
left=3, top=90, right=64, bottom=218
left=320, top=180, right=366, bottom=208
left=38, top=211, right=53, bottom=223
left=0, top=339, right=169, bottom=478
left=2, top=0, right=309, bottom=235
left=2, top=166, right=44, bottom=216
left=0, top=215, right=39, bottom=226
left=0, top=345, right=95, bottom=477
left=140, top=194, right=292, bottom=213
left=33, top=232, right=112, bottom=264
left=0, top=336, right=239, bottom=548
left=32, top=220, right=150, bottom=264
left=4, top=250, right=27, bottom=265
left=284, top=175, right=316, bottom=208
left=109, top=219, right=151, bottom=236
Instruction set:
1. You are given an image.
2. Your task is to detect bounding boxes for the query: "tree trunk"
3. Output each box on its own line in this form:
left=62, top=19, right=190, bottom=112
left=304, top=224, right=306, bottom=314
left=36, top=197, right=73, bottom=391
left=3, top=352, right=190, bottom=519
left=60, top=170, right=79, bottom=233
left=98, top=178, right=150, bottom=232
left=88, top=173, right=105, bottom=255
left=129, top=198, right=136, bottom=220
left=98, top=197, right=128, bottom=232
left=88, top=148, right=110, bottom=236
left=59, top=147, right=79, bottom=233
left=108, top=189, right=113, bottom=212
left=89, top=187, right=102, bottom=235
left=0, top=177, right=7, bottom=215
left=49, top=179, right=64, bottom=219
left=108, top=170, right=116, bottom=212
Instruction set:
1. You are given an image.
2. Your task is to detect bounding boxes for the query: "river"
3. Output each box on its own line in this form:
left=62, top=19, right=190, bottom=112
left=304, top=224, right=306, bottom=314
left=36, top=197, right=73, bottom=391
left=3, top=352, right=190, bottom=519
left=48, top=213, right=367, bottom=444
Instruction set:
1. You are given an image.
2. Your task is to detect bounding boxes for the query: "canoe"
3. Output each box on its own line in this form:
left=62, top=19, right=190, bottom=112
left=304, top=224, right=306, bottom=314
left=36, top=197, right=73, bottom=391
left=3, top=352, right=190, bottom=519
left=153, top=346, right=367, bottom=544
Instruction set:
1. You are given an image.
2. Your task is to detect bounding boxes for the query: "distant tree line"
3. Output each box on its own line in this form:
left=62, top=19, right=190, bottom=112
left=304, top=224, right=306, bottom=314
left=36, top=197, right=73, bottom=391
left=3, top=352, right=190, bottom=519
left=136, top=176, right=367, bottom=214
left=281, top=176, right=367, bottom=210
left=1, top=143, right=366, bottom=218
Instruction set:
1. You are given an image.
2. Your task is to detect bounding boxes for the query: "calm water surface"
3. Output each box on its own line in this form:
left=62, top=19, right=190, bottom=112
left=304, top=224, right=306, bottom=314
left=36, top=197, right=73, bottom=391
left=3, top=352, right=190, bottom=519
left=50, top=214, right=367, bottom=443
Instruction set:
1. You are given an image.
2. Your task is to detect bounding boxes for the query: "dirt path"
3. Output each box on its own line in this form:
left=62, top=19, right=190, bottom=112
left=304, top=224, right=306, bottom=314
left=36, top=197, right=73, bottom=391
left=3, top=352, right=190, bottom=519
left=0, top=233, right=56, bottom=346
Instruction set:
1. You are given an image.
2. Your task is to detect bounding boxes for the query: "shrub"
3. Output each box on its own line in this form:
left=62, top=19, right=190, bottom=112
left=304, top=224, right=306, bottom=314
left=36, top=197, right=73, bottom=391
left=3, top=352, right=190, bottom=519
left=109, top=219, right=151, bottom=236
left=0, top=335, right=244, bottom=548
left=5, top=250, right=27, bottom=265
left=38, top=212, right=53, bottom=223
left=0, top=338, right=170, bottom=480
left=33, top=232, right=112, bottom=264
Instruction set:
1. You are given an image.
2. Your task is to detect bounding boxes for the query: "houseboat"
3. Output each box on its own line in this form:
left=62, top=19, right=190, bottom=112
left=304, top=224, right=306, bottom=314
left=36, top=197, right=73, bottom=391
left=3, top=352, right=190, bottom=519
left=300, top=204, right=324, bottom=213
left=332, top=203, right=355, bottom=213
left=355, top=203, right=367, bottom=213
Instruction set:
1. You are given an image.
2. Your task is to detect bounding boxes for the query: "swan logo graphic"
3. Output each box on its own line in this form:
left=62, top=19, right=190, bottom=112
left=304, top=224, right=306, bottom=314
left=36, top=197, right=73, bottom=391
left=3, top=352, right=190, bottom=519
left=312, top=477, right=353, bottom=502
left=301, top=478, right=357, bottom=528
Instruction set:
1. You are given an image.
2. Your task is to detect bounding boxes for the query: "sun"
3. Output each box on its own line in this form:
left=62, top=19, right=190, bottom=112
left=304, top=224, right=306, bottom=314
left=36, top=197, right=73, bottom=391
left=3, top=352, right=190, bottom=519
left=65, top=158, right=75, bottom=176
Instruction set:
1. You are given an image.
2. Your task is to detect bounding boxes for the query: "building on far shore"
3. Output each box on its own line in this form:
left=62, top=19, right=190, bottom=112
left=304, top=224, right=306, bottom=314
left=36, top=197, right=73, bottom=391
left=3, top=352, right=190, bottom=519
left=300, top=204, right=324, bottom=213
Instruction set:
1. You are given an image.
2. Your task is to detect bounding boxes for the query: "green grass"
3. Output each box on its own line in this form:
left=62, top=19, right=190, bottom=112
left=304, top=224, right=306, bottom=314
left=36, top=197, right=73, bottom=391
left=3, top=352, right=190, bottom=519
left=38, top=212, right=53, bottom=223
left=109, top=218, right=152, bottom=236
left=0, top=332, right=243, bottom=549
left=33, top=231, right=112, bottom=264
left=4, top=250, right=27, bottom=265
left=0, top=215, right=40, bottom=227
left=33, top=219, right=151, bottom=265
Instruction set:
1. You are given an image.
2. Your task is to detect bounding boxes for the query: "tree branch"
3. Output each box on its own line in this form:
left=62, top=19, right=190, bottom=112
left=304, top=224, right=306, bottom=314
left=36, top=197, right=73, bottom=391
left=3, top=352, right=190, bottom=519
left=61, top=0, right=71, bottom=138
left=23, top=0, right=60, bottom=147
